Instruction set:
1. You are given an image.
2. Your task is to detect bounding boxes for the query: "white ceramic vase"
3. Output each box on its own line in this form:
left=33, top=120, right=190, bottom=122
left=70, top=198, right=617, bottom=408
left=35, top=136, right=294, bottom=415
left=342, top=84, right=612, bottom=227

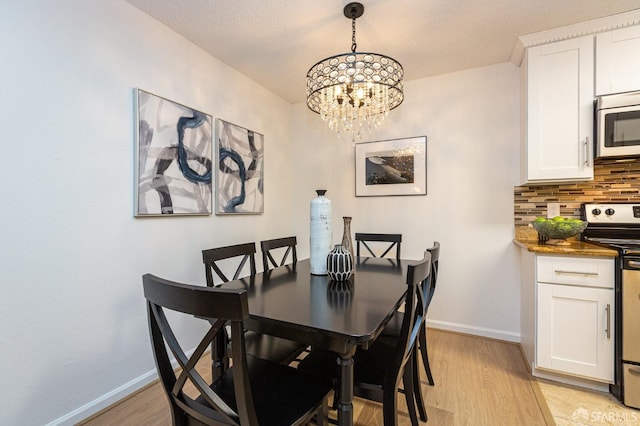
left=310, top=189, right=332, bottom=275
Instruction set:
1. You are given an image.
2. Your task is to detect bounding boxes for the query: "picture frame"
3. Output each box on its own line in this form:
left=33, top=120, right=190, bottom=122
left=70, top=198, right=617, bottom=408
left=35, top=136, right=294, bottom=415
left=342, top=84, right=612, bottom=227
left=216, top=119, right=264, bottom=214
left=355, top=136, right=427, bottom=197
left=134, top=89, right=213, bottom=217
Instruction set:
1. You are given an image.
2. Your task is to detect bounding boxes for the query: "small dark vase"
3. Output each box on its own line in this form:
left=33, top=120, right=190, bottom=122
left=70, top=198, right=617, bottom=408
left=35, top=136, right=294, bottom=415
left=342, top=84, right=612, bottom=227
left=341, top=216, right=354, bottom=260
left=327, top=244, right=354, bottom=282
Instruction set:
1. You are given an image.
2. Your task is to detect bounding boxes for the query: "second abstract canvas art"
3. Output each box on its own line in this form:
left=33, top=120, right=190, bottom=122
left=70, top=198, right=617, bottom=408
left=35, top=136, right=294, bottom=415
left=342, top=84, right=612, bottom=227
left=216, top=119, right=264, bottom=214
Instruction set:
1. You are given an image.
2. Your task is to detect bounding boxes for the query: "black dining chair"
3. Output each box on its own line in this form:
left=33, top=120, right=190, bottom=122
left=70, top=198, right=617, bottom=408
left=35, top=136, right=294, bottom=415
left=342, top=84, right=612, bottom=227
left=355, top=233, right=402, bottom=260
left=383, top=242, right=440, bottom=381
left=142, top=273, right=332, bottom=426
left=202, top=242, right=257, bottom=285
left=297, top=252, right=433, bottom=426
left=202, top=243, right=308, bottom=366
left=260, top=236, right=297, bottom=272
left=379, top=241, right=440, bottom=422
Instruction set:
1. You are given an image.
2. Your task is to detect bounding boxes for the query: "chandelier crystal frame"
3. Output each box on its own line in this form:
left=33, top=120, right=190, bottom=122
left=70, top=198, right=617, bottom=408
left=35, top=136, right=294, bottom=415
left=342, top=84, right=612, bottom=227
left=305, top=2, right=404, bottom=139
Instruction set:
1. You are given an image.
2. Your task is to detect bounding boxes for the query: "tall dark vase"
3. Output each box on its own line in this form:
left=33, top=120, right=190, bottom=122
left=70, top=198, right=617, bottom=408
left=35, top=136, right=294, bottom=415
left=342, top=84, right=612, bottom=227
left=341, top=216, right=354, bottom=260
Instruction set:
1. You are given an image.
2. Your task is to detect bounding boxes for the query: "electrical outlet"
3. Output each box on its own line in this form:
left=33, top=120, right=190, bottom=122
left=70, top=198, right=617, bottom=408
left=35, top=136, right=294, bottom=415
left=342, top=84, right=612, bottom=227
left=547, top=202, right=560, bottom=219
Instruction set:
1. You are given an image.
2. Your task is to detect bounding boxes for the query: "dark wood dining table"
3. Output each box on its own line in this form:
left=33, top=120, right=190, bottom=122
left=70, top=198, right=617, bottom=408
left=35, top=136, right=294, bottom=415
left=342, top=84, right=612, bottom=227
left=216, top=256, right=410, bottom=426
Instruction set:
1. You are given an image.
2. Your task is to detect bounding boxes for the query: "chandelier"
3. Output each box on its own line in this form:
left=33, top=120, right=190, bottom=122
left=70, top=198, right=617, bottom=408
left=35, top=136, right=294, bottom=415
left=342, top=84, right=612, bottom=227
left=306, top=2, right=404, bottom=140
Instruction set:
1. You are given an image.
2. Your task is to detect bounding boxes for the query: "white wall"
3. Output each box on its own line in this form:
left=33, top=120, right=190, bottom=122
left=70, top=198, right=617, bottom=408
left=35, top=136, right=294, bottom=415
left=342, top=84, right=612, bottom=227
left=0, top=1, right=295, bottom=425
left=291, top=62, right=522, bottom=340
left=0, top=1, right=521, bottom=425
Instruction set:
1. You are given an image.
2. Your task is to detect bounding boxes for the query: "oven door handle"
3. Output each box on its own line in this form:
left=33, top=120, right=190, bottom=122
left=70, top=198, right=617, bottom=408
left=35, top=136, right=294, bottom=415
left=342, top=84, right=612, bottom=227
left=627, top=260, right=640, bottom=269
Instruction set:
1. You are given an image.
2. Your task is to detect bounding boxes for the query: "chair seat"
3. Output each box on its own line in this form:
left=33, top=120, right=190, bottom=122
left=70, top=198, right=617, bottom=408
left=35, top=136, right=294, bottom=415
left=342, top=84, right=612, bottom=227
left=381, top=310, right=435, bottom=394
left=297, top=342, right=397, bottom=400
left=381, top=310, right=404, bottom=338
left=296, top=349, right=338, bottom=382
left=205, top=355, right=333, bottom=426
left=244, top=331, right=308, bottom=365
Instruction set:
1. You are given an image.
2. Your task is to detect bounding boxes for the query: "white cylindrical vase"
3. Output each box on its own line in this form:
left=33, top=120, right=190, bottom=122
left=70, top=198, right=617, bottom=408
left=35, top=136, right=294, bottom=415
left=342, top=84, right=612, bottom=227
left=310, top=189, right=332, bottom=275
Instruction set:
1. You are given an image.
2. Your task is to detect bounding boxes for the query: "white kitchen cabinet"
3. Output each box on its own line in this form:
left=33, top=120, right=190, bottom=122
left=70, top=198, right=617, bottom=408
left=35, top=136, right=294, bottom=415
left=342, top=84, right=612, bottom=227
left=536, top=255, right=614, bottom=383
left=596, top=25, right=640, bottom=96
left=521, top=36, right=594, bottom=184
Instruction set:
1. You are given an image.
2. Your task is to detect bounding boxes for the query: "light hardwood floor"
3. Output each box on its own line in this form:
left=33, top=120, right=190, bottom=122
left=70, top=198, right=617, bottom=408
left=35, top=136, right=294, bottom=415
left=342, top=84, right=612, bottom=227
left=537, top=378, right=640, bottom=426
left=79, top=329, right=553, bottom=425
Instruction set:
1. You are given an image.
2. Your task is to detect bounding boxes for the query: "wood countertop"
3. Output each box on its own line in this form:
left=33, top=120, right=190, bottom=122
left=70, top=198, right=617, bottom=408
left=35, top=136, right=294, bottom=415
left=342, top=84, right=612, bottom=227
left=513, top=226, right=618, bottom=257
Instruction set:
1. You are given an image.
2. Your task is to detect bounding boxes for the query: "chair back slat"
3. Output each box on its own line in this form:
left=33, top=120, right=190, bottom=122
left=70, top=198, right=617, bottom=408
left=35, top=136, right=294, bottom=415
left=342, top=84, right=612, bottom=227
left=143, top=274, right=257, bottom=426
left=230, top=322, right=259, bottom=425
left=384, top=253, right=432, bottom=390
left=159, top=307, right=237, bottom=423
left=426, top=241, right=440, bottom=307
left=202, top=242, right=257, bottom=286
left=260, top=236, right=297, bottom=272
left=355, top=233, right=402, bottom=260
left=233, top=254, right=251, bottom=280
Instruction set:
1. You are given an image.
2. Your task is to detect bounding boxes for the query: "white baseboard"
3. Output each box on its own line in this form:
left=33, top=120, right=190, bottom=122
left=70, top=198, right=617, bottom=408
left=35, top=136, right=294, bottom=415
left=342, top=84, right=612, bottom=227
left=532, top=367, right=611, bottom=392
left=426, top=319, right=521, bottom=343
left=46, top=369, right=160, bottom=426
left=48, top=347, right=198, bottom=425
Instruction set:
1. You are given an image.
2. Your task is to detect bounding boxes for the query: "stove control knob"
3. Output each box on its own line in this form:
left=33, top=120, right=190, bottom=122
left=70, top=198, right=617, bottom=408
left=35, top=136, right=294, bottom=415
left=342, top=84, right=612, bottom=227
left=605, top=208, right=615, bottom=216
left=592, top=208, right=601, bottom=216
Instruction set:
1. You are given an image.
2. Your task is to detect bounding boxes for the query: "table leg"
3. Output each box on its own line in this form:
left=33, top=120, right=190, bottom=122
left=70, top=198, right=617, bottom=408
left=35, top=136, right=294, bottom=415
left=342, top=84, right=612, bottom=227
left=337, top=348, right=356, bottom=426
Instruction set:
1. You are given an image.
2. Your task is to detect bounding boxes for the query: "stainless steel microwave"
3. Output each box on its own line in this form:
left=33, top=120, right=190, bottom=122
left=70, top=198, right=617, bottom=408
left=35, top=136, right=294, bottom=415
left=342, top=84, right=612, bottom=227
left=596, top=91, right=640, bottom=159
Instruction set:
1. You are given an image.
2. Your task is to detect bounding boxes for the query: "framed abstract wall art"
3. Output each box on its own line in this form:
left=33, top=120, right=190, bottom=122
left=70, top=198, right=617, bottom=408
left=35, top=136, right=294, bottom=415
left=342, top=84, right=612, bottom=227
left=134, top=89, right=213, bottom=216
left=355, top=136, right=427, bottom=197
left=216, top=119, right=264, bottom=214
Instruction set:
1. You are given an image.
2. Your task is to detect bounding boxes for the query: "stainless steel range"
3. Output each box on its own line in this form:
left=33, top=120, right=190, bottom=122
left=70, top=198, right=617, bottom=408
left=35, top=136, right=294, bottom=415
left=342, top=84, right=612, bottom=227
left=582, top=203, right=640, bottom=409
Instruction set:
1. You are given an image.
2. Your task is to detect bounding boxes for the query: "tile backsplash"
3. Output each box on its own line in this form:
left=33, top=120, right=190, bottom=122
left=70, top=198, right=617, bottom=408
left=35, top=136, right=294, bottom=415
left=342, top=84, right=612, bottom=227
left=514, top=158, right=640, bottom=226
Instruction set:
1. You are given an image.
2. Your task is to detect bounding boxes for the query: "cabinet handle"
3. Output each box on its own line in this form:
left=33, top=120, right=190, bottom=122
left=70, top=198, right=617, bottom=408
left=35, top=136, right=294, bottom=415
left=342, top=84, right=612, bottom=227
left=605, top=303, right=611, bottom=339
left=583, top=136, right=590, bottom=166
left=553, top=269, right=598, bottom=276
left=628, top=260, right=640, bottom=269
left=629, top=367, right=640, bottom=377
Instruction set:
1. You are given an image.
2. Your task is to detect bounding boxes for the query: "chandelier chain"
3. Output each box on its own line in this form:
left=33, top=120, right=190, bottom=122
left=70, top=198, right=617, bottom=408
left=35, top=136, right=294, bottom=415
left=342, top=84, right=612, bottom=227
left=351, top=15, right=357, bottom=53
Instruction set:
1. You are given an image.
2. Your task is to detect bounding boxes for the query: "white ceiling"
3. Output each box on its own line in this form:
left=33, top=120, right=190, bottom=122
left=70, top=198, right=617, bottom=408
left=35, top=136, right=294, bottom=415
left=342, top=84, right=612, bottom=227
left=125, top=0, right=640, bottom=104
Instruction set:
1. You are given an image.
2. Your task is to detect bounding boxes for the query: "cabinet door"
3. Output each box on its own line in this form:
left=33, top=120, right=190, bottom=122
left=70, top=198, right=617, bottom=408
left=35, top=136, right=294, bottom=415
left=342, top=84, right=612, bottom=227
left=537, top=282, right=614, bottom=382
left=596, top=26, right=640, bottom=96
left=525, top=36, right=594, bottom=182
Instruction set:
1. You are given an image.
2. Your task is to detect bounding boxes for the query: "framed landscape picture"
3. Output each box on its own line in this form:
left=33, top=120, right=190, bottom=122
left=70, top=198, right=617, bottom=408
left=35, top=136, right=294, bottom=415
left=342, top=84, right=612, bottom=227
left=216, top=119, right=264, bottom=214
left=355, top=136, right=427, bottom=197
left=134, top=89, right=213, bottom=216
